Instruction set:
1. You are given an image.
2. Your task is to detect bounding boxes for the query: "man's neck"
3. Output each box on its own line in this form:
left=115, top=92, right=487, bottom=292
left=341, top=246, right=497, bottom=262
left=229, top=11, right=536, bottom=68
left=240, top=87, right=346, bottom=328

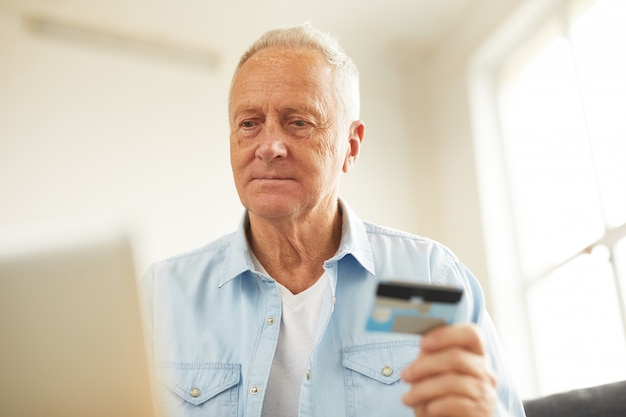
left=247, top=203, right=342, bottom=294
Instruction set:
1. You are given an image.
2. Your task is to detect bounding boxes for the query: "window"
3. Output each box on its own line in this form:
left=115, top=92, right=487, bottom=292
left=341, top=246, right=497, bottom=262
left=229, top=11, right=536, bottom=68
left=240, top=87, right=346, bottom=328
left=471, top=0, right=626, bottom=397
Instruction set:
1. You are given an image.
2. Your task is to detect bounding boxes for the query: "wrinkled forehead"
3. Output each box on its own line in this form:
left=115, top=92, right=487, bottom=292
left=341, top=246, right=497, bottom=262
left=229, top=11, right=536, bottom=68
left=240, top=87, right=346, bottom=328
left=229, top=47, right=340, bottom=110
left=231, top=47, right=334, bottom=87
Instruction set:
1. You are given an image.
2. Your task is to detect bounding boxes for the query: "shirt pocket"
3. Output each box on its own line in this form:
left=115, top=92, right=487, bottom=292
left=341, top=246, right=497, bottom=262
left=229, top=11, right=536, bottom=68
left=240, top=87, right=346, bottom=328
left=157, top=362, right=240, bottom=417
left=342, top=340, right=418, bottom=417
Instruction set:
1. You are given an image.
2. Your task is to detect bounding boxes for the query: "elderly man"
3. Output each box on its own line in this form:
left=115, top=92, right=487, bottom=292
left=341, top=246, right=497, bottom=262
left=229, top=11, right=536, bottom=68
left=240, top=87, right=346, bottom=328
left=143, top=23, right=526, bottom=417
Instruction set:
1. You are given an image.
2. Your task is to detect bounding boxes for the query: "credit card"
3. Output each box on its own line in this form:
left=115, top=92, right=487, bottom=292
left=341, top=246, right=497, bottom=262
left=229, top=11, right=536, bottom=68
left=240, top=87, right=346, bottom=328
left=366, top=281, right=463, bottom=334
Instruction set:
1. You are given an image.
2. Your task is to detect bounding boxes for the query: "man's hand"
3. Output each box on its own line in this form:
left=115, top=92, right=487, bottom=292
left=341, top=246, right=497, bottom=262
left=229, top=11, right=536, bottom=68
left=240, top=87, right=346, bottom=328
left=401, top=323, right=497, bottom=417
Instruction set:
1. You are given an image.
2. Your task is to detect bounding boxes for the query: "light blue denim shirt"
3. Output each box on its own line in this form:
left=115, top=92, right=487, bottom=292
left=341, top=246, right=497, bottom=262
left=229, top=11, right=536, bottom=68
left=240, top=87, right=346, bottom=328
left=142, top=200, right=526, bottom=417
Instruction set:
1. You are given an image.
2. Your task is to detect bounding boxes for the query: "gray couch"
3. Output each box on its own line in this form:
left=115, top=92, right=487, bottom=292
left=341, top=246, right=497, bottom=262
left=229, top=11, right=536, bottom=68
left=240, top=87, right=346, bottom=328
left=523, top=380, right=626, bottom=417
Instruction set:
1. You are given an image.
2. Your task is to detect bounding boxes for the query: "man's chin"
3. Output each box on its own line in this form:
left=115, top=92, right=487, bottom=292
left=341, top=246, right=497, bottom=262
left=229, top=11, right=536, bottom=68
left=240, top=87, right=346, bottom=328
left=246, top=199, right=299, bottom=221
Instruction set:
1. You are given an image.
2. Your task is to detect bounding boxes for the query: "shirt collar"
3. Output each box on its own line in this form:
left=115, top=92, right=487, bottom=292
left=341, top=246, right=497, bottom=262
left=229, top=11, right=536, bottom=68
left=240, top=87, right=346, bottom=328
left=218, top=198, right=375, bottom=287
left=332, top=199, right=376, bottom=274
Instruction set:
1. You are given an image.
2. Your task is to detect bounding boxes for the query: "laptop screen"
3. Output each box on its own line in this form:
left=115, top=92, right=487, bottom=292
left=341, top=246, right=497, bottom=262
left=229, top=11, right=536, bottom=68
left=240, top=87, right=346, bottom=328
left=0, top=234, right=158, bottom=417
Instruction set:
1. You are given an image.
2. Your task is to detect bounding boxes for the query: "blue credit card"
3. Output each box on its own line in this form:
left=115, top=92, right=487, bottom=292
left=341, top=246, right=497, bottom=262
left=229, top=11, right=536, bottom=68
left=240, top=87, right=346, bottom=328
left=366, top=282, right=463, bottom=334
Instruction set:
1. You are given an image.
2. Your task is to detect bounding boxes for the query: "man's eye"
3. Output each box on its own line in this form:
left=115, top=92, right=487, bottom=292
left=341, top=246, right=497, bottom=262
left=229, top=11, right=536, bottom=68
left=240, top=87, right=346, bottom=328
left=240, top=120, right=256, bottom=128
left=292, top=120, right=309, bottom=127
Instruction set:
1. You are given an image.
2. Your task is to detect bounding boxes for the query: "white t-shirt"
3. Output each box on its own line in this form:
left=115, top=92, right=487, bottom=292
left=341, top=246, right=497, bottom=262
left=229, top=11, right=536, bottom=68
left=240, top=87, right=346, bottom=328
left=253, top=257, right=328, bottom=417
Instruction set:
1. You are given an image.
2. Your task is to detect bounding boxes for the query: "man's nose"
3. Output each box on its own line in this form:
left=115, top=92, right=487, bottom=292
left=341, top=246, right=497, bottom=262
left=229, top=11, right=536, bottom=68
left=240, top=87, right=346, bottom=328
left=255, top=120, right=288, bottom=162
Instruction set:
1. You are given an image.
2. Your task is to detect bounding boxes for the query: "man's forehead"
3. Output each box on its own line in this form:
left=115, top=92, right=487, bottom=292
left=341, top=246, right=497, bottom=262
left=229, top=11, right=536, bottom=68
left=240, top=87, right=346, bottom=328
left=229, top=88, right=332, bottom=121
left=229, top=48, right=337, bottom=115
left=233, top=47, right=334, bottom=86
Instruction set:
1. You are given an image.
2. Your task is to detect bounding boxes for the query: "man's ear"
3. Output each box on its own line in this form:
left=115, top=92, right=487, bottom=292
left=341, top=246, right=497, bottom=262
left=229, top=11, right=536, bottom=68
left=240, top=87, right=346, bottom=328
left=343, top=120, right=365, bottom=173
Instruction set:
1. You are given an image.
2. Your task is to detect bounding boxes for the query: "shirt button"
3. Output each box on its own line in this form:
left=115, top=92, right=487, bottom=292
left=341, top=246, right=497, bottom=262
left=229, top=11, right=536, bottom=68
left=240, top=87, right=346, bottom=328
left=266, top=317, right=275, bottom=325
left=189, top=387, right=201, bottom=397
left=250, top=385, right=260, bottom=395
left=306, top=369, right=312, bottom=381
left=381, top=366, right=393, bottom=377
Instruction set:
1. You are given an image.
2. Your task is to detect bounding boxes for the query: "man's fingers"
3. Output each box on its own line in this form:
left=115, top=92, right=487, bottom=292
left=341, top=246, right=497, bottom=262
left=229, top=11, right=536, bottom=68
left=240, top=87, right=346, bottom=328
left=401, top=347, right=494, bottom=383
left=402, top=373, right=492, bottom=405
left=403, top=372, right=497, bottom=417
left=409, top=394, right=496, bottom=417
left=421, top=323, right=486, bottom=355
left=401, top=323, right=497, bottom=417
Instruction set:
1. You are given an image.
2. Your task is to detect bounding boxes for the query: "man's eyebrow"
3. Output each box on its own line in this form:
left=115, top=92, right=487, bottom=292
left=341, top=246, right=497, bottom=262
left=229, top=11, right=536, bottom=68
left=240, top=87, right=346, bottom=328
left=282, top=104, right=325, bottom=116
left=231, top=106, right=262, bottom=118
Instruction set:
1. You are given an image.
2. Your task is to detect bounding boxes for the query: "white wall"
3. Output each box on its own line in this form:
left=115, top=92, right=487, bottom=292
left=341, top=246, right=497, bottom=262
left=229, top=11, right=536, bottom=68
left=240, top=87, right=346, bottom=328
left=0, top=11, right=224, bottom=269
left=394, top=0, right=525, bottom=307
left=0, top=8, right=420, bottom=274
left=397, top=0, right=533, bottom=394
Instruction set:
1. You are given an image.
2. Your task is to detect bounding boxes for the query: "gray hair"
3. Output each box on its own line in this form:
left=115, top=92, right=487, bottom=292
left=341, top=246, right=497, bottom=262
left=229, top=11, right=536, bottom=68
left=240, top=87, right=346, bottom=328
left=230, top=23, right=361, bottom=121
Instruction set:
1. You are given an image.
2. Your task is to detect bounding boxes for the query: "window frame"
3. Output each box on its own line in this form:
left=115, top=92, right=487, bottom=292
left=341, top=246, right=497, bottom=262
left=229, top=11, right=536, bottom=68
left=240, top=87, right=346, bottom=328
left=469, top=0, right=626, bottom=398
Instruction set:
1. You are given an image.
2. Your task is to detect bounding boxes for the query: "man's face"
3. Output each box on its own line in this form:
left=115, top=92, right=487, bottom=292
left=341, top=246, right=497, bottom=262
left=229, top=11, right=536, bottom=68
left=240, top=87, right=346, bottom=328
left=229, top=47, right=356, bottom=221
